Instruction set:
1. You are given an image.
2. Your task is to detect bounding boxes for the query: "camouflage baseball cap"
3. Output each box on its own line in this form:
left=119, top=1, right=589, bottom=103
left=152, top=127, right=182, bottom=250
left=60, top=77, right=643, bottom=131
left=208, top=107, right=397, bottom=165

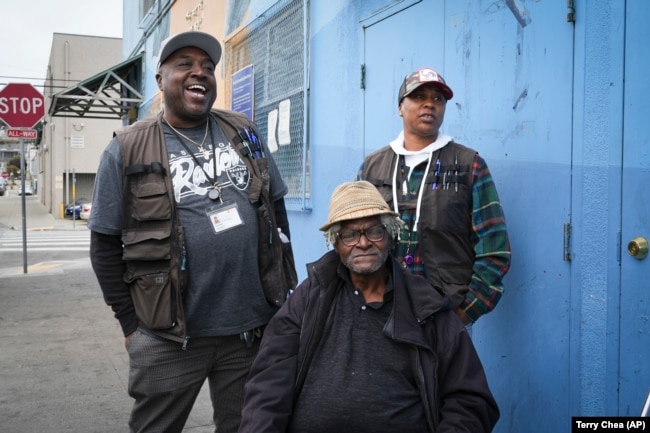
left=398, top=68, right=453, bottom=105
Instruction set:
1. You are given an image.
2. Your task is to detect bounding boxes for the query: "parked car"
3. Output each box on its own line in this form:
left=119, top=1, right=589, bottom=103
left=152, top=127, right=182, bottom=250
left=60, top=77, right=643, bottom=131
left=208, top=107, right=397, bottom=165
left=17, top=183, right=34, bottom=196
left=64, top=198, right=89, bottom=219
left=0, top=181, right=5, bottom=196
left=79, top=202, right=92, bottom=220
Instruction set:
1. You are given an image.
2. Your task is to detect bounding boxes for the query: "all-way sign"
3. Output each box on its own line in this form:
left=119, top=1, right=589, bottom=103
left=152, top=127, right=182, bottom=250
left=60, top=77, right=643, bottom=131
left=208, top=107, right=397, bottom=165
left=6, top=128, right=37, bottom=139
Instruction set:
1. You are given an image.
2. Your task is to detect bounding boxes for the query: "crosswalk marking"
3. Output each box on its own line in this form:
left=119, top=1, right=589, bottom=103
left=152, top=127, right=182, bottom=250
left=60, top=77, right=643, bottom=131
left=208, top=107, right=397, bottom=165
left=0, top=230, right=90, bottom=252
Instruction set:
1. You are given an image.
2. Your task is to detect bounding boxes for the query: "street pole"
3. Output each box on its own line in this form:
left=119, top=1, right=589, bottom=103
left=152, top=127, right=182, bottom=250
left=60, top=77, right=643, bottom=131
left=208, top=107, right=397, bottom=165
left=72, top=169, right=76, bottom=229
left=20, top=137, right=28, bottom=274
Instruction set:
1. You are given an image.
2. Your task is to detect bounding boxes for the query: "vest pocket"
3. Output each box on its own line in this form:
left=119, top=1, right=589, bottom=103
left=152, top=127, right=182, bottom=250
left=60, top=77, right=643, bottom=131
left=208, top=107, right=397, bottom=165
left=256, top=203, right=298, bottom=307
left=130, top=181, right=172, bottom=221
left=429, top=265, right=473, bottom=309
left=121, top=226, right=185, bottom=333
left=129, top=271, right=177, bottom=330
left=122, top=228, right=172, bottom=261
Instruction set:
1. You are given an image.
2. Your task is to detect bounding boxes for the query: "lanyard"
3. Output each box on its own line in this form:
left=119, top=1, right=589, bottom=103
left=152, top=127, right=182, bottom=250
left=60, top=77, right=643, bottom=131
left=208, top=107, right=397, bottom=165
left=391, top=152, right=435, bottom=233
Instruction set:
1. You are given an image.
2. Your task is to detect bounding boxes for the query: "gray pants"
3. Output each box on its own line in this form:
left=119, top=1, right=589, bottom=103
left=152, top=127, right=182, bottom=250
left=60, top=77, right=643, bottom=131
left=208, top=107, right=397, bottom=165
left=126, top=329, right=260, bottom=433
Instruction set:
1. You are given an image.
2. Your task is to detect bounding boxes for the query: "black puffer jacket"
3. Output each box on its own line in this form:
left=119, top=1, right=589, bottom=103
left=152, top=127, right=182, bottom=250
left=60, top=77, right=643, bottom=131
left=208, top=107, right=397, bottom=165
left=239, top=251, right=499, bottom=433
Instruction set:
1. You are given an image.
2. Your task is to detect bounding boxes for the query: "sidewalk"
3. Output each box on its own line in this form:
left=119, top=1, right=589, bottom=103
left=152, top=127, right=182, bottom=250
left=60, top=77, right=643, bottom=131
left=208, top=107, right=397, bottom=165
left=0, top=193, right=213, bottom=432
left=0, top=189, right=86, bottom=232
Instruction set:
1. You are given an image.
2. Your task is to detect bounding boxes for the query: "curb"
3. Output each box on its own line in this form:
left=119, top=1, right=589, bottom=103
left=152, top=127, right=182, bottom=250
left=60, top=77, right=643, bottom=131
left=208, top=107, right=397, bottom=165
left=8, top=225, right=56, bottom=231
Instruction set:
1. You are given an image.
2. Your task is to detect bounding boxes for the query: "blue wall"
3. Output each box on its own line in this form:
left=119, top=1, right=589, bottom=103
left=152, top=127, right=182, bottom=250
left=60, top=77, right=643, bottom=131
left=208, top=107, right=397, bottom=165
left=299, top=3, right=576, bottom=432
left=284, top=0, right=644, bottom=431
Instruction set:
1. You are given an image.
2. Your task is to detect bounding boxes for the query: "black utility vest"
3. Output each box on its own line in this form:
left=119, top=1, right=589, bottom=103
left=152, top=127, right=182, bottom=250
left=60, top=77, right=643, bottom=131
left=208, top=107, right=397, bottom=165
left=115, top=110, right=266, bottom=343
left=362, top=141, right=477, bottom=309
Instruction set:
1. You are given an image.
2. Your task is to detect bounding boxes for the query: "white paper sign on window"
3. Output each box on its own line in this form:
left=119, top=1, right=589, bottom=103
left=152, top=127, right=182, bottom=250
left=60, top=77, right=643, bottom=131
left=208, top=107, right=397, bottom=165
left=278, top=99, right=291, bottom=146
left=267, top=109, right=279, bottom=153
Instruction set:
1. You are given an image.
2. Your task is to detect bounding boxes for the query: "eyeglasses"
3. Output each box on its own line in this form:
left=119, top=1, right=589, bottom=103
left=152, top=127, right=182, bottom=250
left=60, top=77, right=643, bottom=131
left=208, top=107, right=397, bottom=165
left=337, top=224, right=386, bottom=246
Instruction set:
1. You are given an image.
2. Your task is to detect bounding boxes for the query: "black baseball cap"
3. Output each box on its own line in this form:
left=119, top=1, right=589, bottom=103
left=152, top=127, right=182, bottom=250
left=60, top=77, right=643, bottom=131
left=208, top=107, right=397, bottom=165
left=158, top=31, right=222, bottom=68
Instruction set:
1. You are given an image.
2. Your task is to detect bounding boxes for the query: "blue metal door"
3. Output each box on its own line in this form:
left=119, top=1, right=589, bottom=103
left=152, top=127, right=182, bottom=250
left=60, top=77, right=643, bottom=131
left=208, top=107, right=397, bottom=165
left=362, top=0, right=443, bottom=154
left=619, top=0, right=650, bottom=415
left=363, top=1, right=574, bottom=431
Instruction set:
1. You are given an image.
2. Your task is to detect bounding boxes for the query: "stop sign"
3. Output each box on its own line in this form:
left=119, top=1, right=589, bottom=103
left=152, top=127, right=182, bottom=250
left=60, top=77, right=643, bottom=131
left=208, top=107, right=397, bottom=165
left=0, top=83, right=45, bottom=128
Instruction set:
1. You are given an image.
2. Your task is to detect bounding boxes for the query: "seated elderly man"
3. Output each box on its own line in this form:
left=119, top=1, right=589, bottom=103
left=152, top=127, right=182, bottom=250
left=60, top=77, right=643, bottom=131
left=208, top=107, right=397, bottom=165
left=239, top=180, right=499, bottom=433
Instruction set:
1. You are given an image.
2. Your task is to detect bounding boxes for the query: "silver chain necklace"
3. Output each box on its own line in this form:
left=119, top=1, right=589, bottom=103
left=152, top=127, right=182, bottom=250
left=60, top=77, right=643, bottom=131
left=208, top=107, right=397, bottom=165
left=165, top=118, right=210, bottom=157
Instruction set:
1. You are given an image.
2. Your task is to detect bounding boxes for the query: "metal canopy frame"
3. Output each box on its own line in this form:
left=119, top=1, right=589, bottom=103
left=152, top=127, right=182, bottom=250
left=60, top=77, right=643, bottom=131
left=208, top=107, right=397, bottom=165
left=49, top=53, right=144, bottom=120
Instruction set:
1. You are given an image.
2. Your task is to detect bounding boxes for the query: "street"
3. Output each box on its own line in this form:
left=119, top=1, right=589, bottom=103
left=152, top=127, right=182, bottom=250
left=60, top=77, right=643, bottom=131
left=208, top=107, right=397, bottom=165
left=0, top=192, right=90, bottom=272
left=0, top=191, right=213, bottom=432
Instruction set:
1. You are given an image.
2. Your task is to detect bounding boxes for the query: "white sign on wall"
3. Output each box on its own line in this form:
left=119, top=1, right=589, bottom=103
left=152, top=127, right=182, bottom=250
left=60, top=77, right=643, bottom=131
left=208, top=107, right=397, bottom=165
left=70, top=135, right=85, bottom=149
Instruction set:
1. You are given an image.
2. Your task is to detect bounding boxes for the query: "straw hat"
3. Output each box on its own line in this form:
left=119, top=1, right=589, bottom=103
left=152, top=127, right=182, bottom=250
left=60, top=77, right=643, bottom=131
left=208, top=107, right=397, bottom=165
left=319, top=181, right=398, bottom=231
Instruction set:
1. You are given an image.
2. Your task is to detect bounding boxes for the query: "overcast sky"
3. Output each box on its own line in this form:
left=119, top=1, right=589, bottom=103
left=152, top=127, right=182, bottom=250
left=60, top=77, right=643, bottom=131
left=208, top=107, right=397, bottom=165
left=1, top=0, right=123, bottom=90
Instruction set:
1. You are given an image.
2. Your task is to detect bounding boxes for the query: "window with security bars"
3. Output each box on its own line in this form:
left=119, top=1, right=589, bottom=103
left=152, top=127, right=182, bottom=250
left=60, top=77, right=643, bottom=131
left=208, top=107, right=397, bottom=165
left=223, top=0, right=310, bottom=210
left=140, top=0, right=156, bottom=18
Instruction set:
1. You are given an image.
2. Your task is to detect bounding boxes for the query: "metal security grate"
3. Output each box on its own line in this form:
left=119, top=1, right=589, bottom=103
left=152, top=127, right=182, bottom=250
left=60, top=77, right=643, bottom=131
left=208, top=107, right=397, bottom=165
left=223, top=0, right=309, bottom=209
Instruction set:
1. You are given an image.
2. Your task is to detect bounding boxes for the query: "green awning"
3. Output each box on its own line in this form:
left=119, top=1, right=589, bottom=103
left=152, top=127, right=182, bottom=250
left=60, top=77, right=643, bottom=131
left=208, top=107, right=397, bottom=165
left=49, top=53, right=144, bottom=119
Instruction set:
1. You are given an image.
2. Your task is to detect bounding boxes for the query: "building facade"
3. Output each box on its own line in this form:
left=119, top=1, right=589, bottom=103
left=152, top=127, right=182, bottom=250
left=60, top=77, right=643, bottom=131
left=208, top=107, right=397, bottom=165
left=54, top=0, right=649, bottom=431
left=40, top=33, right=123, bottom=217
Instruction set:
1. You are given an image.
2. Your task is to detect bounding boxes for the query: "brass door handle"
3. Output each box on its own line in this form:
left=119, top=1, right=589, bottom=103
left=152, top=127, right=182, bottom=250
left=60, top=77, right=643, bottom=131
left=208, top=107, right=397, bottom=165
left=627, top=237, right=649, bottom=260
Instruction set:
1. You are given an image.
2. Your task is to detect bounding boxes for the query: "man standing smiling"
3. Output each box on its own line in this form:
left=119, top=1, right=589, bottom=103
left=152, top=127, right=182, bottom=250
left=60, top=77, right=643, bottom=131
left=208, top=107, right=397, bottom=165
left=89, top=31, right=294, bottom=433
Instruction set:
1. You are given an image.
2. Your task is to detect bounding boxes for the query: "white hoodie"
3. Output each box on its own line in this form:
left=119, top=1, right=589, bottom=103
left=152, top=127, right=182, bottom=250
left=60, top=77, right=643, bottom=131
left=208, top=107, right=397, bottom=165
left=389, top=130, right=453, bottom=177
left=389, top=130, right=453, bottom=231
left=389, top=131, right=452, bottom=179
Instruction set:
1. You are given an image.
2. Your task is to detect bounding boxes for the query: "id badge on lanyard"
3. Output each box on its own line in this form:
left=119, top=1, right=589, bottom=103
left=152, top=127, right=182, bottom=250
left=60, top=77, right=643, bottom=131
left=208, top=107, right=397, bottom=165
left=205, top=201, right=244, bottom=235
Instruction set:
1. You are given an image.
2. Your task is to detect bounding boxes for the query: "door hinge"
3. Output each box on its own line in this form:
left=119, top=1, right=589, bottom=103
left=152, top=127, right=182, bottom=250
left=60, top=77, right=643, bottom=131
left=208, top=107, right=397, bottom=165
left=563, top=223, right=572, bottom=261
left=360, top=64, right=366, bottom=90
left=567, top=0, right=575, bottom=23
